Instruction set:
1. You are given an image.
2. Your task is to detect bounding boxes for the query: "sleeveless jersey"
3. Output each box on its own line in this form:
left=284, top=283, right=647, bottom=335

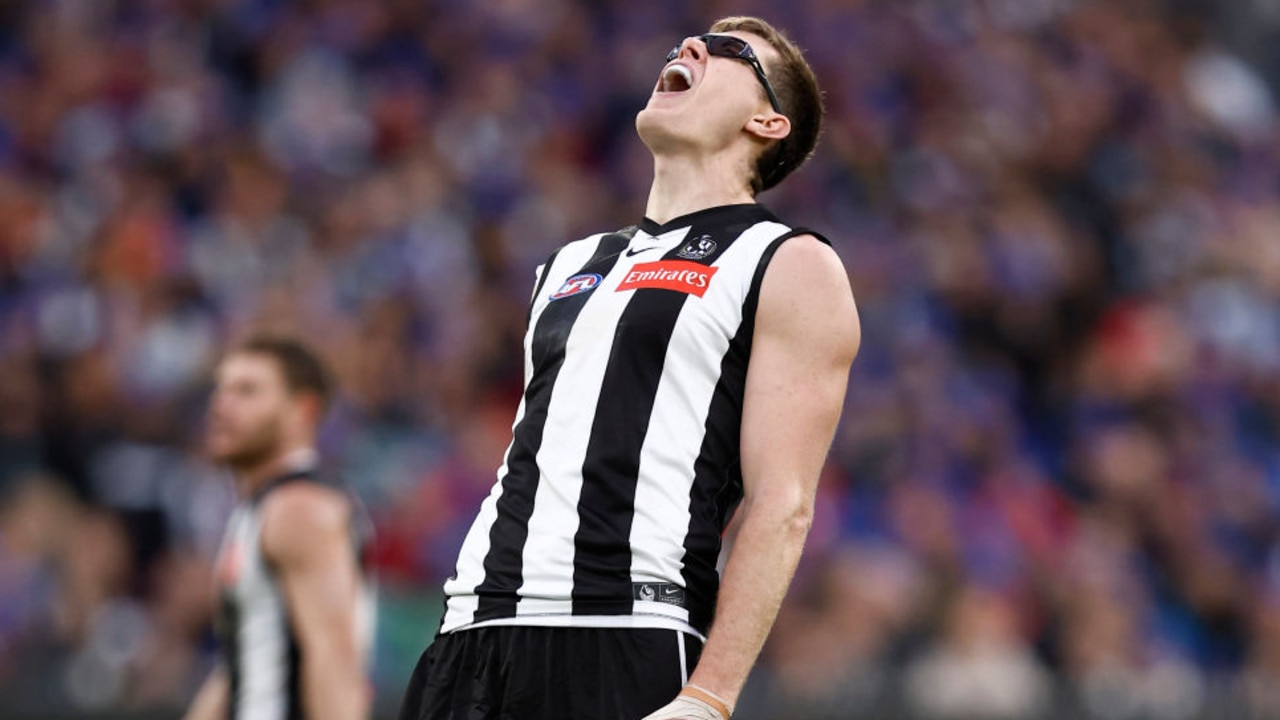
left=213, top=467, right=376, bottom=720
left=441, top=203, right=824, bottom=638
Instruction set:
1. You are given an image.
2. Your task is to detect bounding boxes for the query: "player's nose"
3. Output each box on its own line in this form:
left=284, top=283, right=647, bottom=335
left=673, top=36, right=705, bottom=63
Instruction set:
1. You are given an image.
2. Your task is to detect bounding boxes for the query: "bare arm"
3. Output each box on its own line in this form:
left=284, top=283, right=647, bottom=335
left=686, top=235, right=860, bottom=711
left=261, top=484, right=370, bottom=720
left=183, top=667, right=228, bottom=720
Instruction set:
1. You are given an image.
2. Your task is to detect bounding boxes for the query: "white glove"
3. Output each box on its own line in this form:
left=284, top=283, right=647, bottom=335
left=640, top=686, right=731, bottom=720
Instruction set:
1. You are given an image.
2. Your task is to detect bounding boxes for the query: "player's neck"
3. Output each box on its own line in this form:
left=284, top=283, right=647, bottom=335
left=234, top=445, right=317, bottom=498
left=645, top=152, right=755, bottom=226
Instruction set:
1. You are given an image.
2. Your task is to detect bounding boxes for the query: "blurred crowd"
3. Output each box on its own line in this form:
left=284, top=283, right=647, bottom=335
left=2, top=0, right=1280, bottom=718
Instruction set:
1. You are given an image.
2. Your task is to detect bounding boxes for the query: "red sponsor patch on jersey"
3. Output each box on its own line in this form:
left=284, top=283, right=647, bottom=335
left=616, top=260, right=718, bottom=298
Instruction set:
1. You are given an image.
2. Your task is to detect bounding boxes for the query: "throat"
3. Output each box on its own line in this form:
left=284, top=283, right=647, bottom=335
left=644, top=154, right=756, bottom=226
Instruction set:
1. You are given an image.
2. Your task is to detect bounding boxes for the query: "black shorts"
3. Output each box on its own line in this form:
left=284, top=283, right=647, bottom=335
left=397, top=625, right=705, bottom=720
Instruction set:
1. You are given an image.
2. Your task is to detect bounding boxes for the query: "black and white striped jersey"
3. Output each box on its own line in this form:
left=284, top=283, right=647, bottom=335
left=441, top=203, right=824, bottom=638
left=214, top=465, right=375, bottom=720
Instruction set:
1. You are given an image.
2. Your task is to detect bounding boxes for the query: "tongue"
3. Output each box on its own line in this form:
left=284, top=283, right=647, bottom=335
left=662, top=69, right=691, bottom=93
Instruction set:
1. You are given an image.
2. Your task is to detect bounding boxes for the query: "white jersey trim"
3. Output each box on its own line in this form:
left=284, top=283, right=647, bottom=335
left=446, top=612, right=706, bottom=641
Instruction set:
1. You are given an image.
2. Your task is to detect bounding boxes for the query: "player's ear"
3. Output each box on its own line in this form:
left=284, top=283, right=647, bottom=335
left=745, top=112, right=790, bottom=143
left=293, top=391, right=326, bottom=429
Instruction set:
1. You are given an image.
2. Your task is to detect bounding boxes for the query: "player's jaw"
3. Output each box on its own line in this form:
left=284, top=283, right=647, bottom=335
left=206, top=409, right=287, bottom=473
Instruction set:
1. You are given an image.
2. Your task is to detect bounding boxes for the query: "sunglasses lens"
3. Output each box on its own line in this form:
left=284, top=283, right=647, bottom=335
left=667, top=35, right=750, bottom=63
left=704, top=35, right=747, bottom=58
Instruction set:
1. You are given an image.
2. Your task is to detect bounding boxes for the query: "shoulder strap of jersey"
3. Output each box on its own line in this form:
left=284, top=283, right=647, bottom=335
left=779, top=227, right=831, bottom=246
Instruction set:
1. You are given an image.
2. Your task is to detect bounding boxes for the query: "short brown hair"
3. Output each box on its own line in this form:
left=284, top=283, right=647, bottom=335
left=710, top=17, right=823, bottom=193
left=236, top=335, right=333, bottom=412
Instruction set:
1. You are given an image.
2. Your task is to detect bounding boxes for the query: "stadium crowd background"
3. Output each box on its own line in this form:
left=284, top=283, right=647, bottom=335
left=2, top=0, right=1280, bottom=718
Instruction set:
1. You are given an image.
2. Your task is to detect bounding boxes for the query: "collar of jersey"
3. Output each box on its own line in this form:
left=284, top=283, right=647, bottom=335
left=639, top=203, right=774, bottom=237
left=250, top=461, right=323, bottom=505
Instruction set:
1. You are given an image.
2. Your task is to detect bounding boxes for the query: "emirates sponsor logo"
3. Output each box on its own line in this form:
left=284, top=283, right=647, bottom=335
left=616, top=260, right=717, bottom=297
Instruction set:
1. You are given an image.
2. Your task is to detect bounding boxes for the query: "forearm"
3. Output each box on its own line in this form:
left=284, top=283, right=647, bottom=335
left=687, top=495, right=812, bottom=709
left=302, top=651, right=369, bottom=720
left=184, top=667, right=228, bottom=720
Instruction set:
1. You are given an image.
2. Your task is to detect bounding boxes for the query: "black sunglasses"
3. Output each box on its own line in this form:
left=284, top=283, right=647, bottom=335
left=666, top=34, right=784, bottom=116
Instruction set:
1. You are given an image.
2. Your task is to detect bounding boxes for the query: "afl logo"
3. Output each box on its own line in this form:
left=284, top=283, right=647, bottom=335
left=549, top=273, right=603, bottom=301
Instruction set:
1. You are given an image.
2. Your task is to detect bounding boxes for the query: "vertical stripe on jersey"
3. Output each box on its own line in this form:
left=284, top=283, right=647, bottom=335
left=286, top=633, right=302, bottom=720
left=472, top=230, right=635, bottom=622
left=679, top=232, right=802, bottom=633
left=222, top=595, right=242, bottom=720
left=236, top=594, right=288, bottom=720
left=571, top=276, right=691, bottom=614
left=572, top=225, right=739, bottom=615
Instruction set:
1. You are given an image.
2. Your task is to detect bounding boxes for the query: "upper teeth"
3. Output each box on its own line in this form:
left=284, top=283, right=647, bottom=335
left=663, top=64, right=692, bottom=89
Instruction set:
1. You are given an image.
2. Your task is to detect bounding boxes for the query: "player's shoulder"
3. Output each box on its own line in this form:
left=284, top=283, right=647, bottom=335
left=770, top=232, right=849, bottom=289
left=753, top=205, right=837, bottom=265
left=759, top=231, right=860, bottom=354
left=260, top=479, right=350, bottom=528
left=259, top=479, right=352, bottom=560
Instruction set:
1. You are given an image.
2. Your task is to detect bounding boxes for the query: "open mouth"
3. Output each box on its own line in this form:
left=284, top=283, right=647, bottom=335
left=658, top=63, right=693, bottom=94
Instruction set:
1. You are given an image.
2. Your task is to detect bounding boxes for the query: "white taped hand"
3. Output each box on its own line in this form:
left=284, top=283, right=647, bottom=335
left=640, top=695, right=727, bottom=720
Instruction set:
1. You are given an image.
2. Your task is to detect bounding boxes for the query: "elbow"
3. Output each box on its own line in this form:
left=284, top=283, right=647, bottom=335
left=742, top=491, right=814, bottom=539
left=784, top=503, right=814, bottom=538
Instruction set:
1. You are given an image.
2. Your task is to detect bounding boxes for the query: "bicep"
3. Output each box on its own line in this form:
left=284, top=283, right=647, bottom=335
left=739, top=238, right=860, bottom=505
left=263, top=494, right=362, bottom=654
left=279, top=543, right=361, bottom=644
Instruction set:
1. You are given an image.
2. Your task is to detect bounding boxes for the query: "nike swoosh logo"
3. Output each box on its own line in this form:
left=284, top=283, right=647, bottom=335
left=625, top=246, right=662, bottom=257
left=661, top=587, right=681, bottom=596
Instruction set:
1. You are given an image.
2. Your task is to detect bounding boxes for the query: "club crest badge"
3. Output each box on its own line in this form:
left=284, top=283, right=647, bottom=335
left=676, top=235, right=717, bottom=260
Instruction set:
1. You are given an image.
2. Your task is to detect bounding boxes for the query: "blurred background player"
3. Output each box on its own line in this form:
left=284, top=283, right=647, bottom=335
left=397, top=16, right=859, bottom=720
left=186, top=337, right=375, bottom=720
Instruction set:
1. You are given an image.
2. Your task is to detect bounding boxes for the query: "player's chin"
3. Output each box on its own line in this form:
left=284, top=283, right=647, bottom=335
left=638, top=94, right=688, bottom=118
left=635, top=106, right=688, bottom=148
left=205, top=436, right=239, bottom=464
